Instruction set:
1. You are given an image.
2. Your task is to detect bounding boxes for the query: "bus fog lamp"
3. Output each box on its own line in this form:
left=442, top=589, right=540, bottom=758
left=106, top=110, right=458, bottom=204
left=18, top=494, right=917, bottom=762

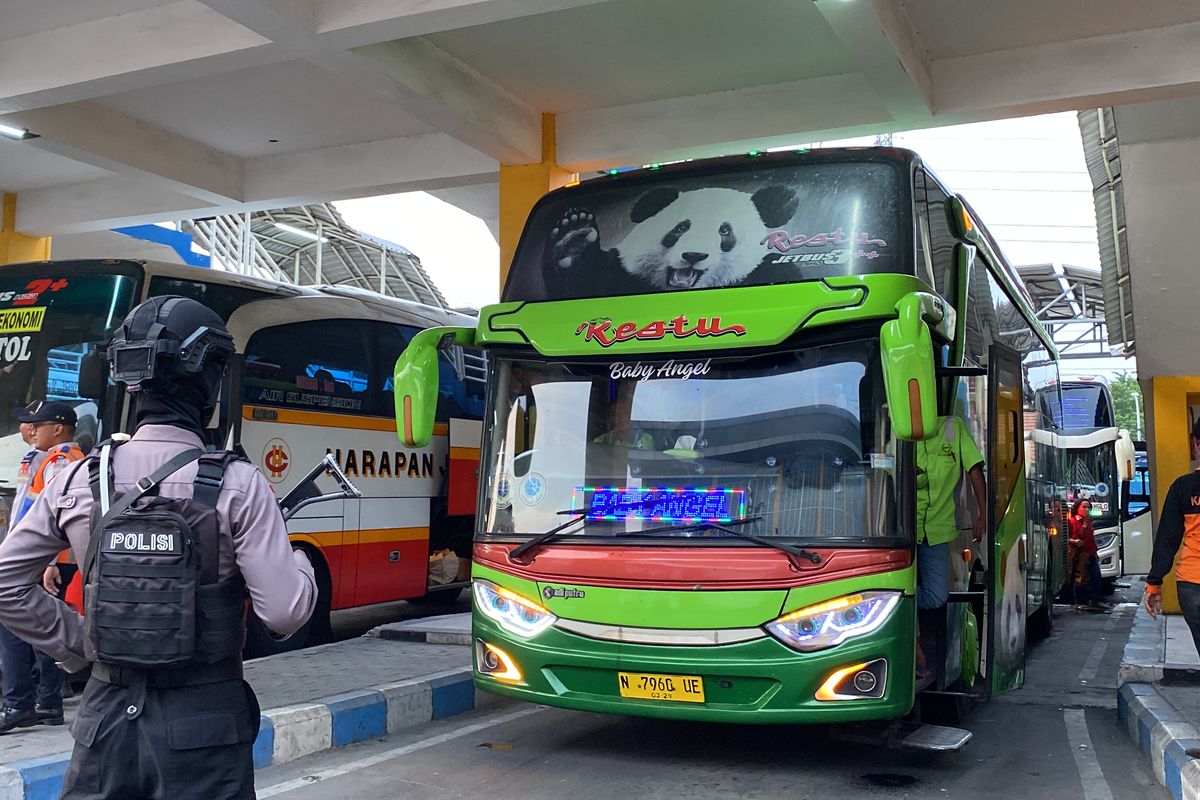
left=816, top=658, right=888, bottom=701
left=473, top=579, right=556, bottom=637
left=765, top=591, right=901, bottom=652
left=475, top=640, right=523, bottom=682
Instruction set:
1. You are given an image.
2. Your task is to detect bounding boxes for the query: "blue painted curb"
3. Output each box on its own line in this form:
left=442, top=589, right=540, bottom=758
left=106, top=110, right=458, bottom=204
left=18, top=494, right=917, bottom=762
left=0, top=672, right=479, bottom=800
left=1119, top=680, right=1200, bottom=800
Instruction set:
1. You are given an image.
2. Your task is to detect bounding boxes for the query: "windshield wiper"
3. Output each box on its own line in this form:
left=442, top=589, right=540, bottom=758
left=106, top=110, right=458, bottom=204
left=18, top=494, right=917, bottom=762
left=512, top=497, right=663, bottom=563
left=508, top=513, right=586, bottom=564
left=620, top=517, right=823, bottom=565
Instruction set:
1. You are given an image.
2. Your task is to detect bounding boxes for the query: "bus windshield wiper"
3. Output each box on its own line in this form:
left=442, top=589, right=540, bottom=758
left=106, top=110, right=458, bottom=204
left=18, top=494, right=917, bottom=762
left=511, top=497, right=661, bottom=563
left=508, top=513, right=586, bottom=564
left=620, top=517, right=822, bottom=565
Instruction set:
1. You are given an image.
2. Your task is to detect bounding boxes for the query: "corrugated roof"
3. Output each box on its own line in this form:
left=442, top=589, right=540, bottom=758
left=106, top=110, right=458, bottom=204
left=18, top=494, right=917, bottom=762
left=1077, top=109, right=1134, bottom=356
left=185, top=203, right=447, bottom=309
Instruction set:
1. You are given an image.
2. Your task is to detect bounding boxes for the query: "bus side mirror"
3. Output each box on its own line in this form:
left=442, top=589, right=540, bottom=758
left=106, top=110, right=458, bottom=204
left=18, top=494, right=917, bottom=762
left=880, top=293, right=938, bottom=441
left=393, top=326, right=476, bottom=447
left=77, top=349, right=107, bottom=400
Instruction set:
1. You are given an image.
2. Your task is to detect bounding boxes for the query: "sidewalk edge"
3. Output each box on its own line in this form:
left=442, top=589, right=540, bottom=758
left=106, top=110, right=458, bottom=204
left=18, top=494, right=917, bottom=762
left=0, top=666, right=479, bottom=800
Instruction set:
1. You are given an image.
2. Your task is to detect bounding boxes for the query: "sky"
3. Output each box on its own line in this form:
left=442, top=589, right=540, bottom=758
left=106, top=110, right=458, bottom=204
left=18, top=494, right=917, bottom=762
left=334, top=111, right=1131, bottom=381
left=335, top=193, right=499, bottom=311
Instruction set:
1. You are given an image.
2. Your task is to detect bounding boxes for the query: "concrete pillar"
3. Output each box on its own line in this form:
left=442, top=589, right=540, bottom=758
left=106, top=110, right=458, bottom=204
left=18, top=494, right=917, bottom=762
left=0, top=194, right=51, bottom=265
left=497, top=114, right=574, bottom=291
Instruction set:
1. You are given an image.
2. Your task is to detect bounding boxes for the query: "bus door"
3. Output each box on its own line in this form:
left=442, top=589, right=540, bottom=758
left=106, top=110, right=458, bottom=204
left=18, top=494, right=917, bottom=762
left=987, top=344, right=1027, bottom=695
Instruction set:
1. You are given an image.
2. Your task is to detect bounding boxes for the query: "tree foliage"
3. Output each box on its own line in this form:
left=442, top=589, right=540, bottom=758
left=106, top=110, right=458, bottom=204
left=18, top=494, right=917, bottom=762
left=1109, top=372, right=1144, bottom=438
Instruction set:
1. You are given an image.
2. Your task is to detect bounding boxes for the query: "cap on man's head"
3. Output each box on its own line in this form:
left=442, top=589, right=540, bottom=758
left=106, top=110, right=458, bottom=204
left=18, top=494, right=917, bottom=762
left=18, top=400, right=77, bottom=427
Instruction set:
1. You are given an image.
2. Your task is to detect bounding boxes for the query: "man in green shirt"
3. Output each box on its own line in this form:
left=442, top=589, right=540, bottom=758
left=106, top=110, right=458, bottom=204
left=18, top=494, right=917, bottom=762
left=915, top=415, right=987, bottom=610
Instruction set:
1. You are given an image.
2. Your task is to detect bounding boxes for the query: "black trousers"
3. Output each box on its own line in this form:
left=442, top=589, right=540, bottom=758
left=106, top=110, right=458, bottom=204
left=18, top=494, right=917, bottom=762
left=1177, top=581, right=1200, bottom=659
left=61, top=675, right=259, bottom=800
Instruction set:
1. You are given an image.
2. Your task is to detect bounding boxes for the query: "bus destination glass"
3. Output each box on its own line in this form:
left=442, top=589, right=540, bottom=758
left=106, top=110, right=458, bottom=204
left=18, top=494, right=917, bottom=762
left=0, top=272, right=139, bottom=459
left=505, top=159, right=905, bottom=302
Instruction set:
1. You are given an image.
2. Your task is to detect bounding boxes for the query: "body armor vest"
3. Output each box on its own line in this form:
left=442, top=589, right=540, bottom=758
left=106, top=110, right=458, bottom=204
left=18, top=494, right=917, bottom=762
left=82, top=443, right=246, bottom=670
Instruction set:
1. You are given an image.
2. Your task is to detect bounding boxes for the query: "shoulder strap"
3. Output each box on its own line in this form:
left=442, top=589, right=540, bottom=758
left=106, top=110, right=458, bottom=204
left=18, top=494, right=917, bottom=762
left=193, top=453, right=238, bottom=585
left=192, top=451, right=240, bottom=509
left=83, top=449, right=205, bottom=582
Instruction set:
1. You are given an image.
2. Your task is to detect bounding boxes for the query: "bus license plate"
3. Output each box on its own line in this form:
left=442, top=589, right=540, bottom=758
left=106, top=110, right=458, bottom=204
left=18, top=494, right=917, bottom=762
left=617, top=671, right=705, bottom=703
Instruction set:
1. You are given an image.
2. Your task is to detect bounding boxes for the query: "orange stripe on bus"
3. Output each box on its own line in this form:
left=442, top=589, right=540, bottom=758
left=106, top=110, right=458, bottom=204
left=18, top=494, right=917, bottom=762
left=243, top=405, right=447, bottom=436
left=449, top=446, right=480, bottom=460
left=290, top=527, right=429, bottom=548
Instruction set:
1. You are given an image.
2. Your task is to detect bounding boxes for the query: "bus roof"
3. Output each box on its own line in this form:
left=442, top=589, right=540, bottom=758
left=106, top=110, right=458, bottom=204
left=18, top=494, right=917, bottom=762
left=3, top=257, right=474, bottom=329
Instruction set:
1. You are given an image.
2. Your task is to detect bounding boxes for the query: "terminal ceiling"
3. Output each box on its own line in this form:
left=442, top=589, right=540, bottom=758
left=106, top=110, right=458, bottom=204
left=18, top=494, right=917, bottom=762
left=2, top=0, right=1200, bottom=238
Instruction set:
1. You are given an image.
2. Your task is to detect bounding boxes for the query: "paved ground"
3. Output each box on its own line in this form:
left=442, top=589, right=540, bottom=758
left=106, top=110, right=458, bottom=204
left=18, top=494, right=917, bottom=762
left=245, top=638, right=468, bottom=709
left=329, top=594, right=471, bottom=642
left=0, top=637, right=471, bottom=768
left=257, top=596, right=1162, bottom=800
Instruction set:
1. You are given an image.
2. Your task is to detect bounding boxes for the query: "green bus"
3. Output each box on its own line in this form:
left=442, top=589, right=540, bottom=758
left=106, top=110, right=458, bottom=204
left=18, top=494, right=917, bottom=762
left=393, top=148, right=1068, bottom=741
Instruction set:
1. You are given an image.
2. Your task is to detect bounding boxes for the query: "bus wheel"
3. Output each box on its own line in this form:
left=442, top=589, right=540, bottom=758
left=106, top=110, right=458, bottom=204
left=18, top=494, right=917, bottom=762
left=1028, top=596, right=1053, bottom=641
left=409, top=587, right=464, bottom=606
left=244, top=549, right=331, bottom=659
left=1028, top=557, right=1054, bottom=641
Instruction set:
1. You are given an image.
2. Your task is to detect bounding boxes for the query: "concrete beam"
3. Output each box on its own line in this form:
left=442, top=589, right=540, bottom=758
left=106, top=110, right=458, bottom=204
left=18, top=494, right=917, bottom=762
left=314, top=0, right=613, bottom=49
left=244, top=132, right=498, bottom=205
left=199, top=0, right=542, bottom=164
left=557, top=73, right=892, bottom=170
left=813, top=0, right=934, bottom=120
left=0, top=3, right=275, bottom=114
left=343, top=39, right=541, bottom=162
left=934, top=22, right=1200, bottom=118
left=4, top=102, right=243, bottom=204
left=16, top=177, right=221, bottom=236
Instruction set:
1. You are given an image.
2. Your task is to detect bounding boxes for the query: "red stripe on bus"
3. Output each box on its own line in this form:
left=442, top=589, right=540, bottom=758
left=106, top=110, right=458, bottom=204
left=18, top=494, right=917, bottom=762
left=473, top=542, right=911, bottom=591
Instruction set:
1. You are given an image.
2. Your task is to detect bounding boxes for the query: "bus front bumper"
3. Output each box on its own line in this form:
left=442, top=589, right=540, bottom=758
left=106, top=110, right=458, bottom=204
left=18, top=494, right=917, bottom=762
left=1096, top=528, right=1120, bottom=579
left=472, top=599, right=916, bottom=724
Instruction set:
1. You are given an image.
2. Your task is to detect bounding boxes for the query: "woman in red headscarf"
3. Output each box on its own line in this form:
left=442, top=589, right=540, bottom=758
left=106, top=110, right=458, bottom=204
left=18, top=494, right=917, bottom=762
left=1068, top=499, right=1110, bottom=611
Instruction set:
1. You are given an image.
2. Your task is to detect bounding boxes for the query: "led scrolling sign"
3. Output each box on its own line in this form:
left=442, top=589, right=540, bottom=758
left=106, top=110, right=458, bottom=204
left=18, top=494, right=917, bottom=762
left=574, top=487, right=747, bottom=523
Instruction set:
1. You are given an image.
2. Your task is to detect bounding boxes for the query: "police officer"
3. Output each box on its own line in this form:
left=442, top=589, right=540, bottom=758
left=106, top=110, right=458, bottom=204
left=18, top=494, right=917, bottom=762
left=0, top=296, right=317, bottom=799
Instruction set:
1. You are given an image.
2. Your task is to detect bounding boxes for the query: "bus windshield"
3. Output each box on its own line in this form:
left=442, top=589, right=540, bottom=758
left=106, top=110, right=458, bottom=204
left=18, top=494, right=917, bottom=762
left=1048, top=383, right=1113, bottom=429
left=1065, top=444, right=1119, bottom=529
left=505, top=158, right=906, bottom=302
left=480, top=340, right=904, bottom=545
left=0, top=271, right=140, bottom=486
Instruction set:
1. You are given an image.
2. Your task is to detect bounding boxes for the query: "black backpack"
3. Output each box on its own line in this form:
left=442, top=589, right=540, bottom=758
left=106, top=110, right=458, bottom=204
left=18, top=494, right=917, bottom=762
left=81, top=442, right=246, bottom=669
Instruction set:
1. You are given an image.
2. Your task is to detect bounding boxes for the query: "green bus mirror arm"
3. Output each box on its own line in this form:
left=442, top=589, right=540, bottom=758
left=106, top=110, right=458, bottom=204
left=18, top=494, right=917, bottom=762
left=393, top=325, right=477, bottom=447
left=880, top=292, right=939, bottom=441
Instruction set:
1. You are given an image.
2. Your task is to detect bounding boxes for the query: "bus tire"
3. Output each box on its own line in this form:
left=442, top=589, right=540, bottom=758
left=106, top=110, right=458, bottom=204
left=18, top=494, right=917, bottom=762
left=409, top=587, right=464, bottom=606
left=1029, top=558, right=1055, bottom=641
left=244, top=547, right=331, bottom=659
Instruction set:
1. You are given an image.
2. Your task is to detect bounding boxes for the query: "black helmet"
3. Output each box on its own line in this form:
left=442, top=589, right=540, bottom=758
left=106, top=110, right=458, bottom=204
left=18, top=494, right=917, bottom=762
left=109, top=296, right=234, bottom=391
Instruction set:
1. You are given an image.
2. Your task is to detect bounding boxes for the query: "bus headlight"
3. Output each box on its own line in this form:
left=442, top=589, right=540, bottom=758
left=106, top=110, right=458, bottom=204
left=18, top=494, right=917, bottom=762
left=1095, top=533, right=1117, bottom=550
left=473, top=579, right=556, bottom=638
left=765, top=591, right=902, bottom=652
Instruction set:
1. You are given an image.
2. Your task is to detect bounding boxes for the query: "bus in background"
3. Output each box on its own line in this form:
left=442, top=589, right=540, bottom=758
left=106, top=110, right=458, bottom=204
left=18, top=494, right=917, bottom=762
left=393, top=148, right=1067, bottom=742
left=0, top=260, right=484, bottom=656
left=1036, top=378, right=1146, bottom=588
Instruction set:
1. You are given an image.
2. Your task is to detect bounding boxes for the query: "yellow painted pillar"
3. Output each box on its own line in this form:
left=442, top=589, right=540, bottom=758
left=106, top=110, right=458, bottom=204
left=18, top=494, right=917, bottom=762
left=1147, top=375, right=1200, bottom=613
left=497, top=114, right=574, bottom=291
left=0, top=194, right=51, bottom=264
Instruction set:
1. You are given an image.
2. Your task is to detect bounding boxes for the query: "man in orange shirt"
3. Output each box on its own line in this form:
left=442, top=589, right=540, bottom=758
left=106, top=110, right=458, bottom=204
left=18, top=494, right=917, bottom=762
left=0, top=401, right=84, bottom=731
left=1145, top=418, right=1200, bottom=653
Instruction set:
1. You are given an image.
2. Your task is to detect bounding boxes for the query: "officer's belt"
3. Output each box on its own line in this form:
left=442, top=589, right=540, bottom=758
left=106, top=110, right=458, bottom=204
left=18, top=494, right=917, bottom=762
left=92, top=657, right=242, bottom=688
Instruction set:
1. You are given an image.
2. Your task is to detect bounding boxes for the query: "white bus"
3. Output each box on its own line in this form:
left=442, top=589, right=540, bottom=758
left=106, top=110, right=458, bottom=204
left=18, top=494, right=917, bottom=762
left=0, top=259, right=484, bottom=655
left=1035, top=379, right=1144, bottom=590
